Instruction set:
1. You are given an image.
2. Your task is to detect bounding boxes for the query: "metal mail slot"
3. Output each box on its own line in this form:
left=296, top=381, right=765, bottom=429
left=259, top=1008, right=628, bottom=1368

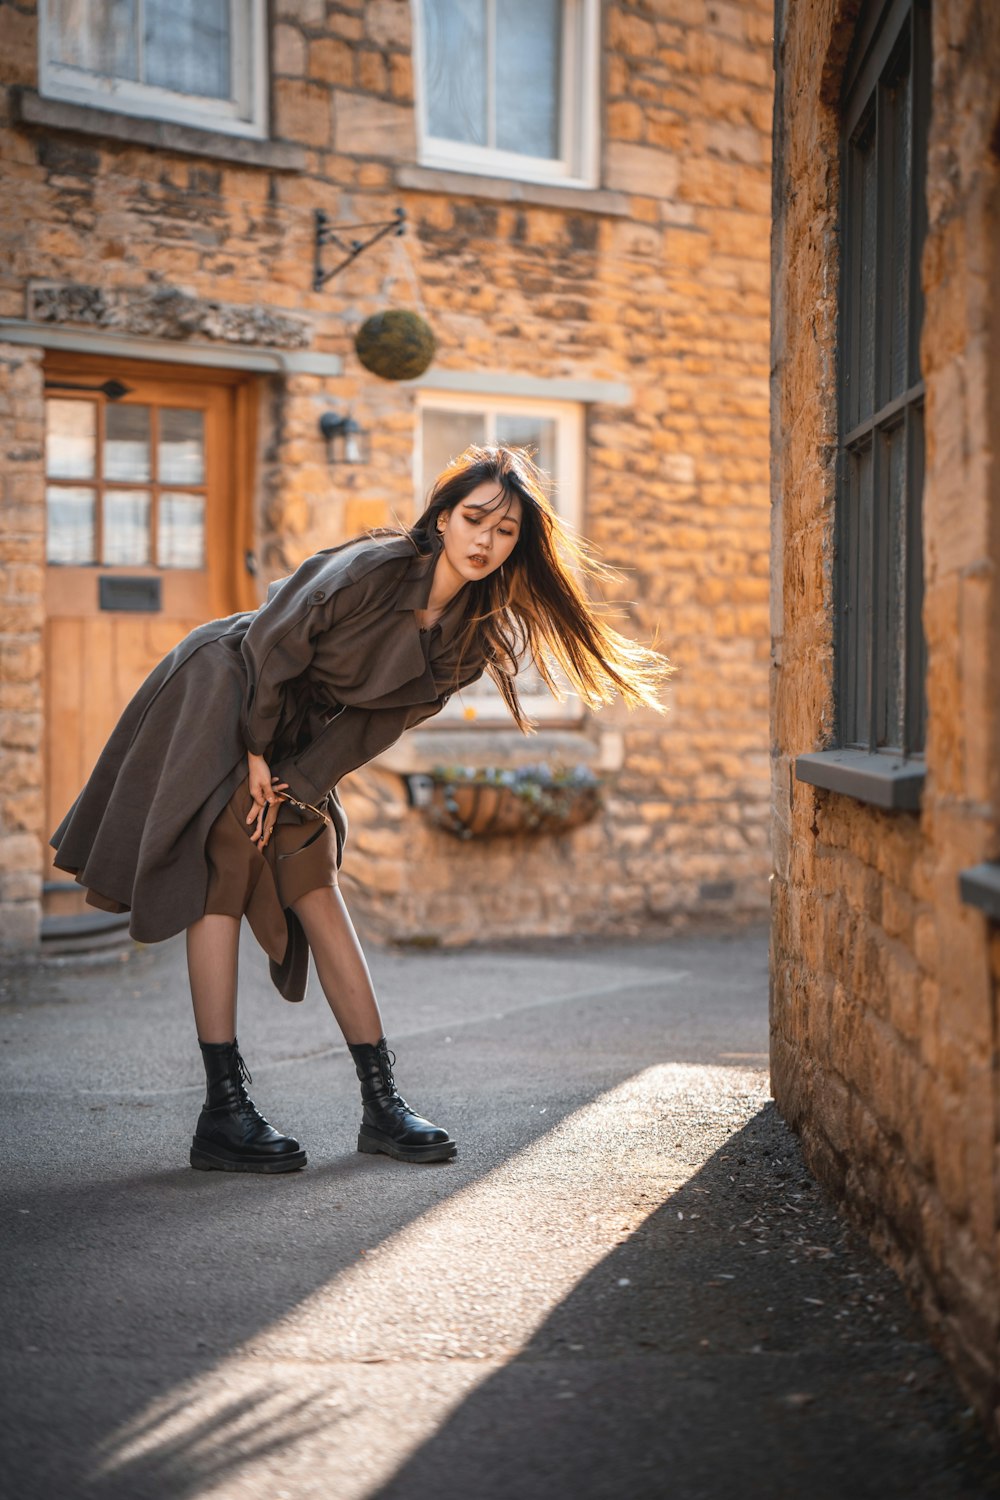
left=98, top=576, right=162, bottom=613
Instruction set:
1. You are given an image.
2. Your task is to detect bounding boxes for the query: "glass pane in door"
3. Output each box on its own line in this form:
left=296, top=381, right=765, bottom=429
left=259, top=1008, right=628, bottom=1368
left=104, top=403, right=151, bottom=481
left=103, top=489, right=151, bottom=565
left=158, top=492, right=205, bottom=569
left=159, top=408, right=205, bottom=484
left=46, top=485, right=96, bottom=564
left=46, top=398, right=97, bottom=479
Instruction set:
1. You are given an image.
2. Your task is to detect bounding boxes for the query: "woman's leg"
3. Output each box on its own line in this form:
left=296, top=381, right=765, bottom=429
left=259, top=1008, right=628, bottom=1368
left=186, top=911, right=305, bottom=1173
left=290, top=884, right=384, bottom=1045
left=293, top=883, right=456, bottom=1162
left=186, top=912, right=241, bottom=1042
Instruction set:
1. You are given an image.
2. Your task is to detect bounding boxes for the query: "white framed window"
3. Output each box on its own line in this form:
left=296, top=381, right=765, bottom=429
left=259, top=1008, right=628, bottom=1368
left=412, top=0, right=600, bottom=188
left=415, top=390, right=585, bottom=726
left=39, top=0, right=268, bottom=140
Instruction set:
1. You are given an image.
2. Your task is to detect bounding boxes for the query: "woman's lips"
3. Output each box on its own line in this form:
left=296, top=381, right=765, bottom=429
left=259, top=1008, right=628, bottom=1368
left=468, top=555, right=488, bottom=568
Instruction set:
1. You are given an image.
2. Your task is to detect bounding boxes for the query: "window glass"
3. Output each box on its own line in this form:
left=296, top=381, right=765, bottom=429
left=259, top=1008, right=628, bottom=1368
left=496, top=414, right=556, bottom=477
left=144, top=0, right=230, bottom=100
left=47, top=0, right=138, bottom=79
left=421, top=410, right=486, bottom=497
left=103, top=489, right=151, bottom=565
left=104, top=403, right=151, bottom=482
left=159, top=408, right=205, bottom=485
left=46, top=485, right=96, bottom=565
left=158, top=493, right=206, bottom=569
left=496, top=0, right=561, bottom=158
left=423, top=0, right=487, bottom=146
left=46, top=398, right=96, bottom=480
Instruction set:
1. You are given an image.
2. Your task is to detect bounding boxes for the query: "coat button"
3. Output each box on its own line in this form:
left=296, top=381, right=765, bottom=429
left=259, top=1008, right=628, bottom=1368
left=311, top=589, right=325, bottom=603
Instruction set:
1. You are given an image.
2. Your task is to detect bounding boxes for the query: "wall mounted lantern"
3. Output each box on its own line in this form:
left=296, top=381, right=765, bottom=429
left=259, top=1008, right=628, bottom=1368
left=319, top=409, right=366, bottom=464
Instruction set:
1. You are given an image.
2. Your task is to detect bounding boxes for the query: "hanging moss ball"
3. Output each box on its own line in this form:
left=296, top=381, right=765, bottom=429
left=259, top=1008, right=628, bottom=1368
left=354, top=308, right=436, bottom=381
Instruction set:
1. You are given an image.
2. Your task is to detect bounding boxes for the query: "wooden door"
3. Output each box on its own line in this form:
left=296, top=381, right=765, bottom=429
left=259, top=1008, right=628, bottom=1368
left=43, top=354, right=257, bottom=924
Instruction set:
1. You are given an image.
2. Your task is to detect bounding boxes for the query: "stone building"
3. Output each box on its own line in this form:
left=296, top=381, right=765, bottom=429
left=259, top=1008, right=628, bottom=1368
left=0, top=0, right=773, bottom=951
left=771, top=0, right=1000, bottom=1438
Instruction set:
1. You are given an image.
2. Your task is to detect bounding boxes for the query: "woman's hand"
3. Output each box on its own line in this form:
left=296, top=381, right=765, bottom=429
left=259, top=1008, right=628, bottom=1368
left=246, top=753, right=288, bottom=848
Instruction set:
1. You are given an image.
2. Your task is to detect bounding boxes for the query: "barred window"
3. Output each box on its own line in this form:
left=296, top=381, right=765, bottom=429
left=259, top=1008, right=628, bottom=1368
left=835, top=0, right=930, bottom=758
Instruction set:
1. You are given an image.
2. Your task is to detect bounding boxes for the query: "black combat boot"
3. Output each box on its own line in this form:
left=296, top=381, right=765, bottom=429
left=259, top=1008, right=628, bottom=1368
left=347, top=1037, right=456, bottom=1163
left=190, top=1037, right=307, bottom=1174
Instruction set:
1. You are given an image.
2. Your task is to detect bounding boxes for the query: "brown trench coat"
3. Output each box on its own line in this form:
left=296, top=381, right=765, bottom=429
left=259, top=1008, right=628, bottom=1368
left=50, top=531, right=485, bottom=999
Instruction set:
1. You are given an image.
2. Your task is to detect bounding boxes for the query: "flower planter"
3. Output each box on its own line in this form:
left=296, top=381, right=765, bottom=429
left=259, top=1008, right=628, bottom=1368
left=413, top=765, right=602, bottom=841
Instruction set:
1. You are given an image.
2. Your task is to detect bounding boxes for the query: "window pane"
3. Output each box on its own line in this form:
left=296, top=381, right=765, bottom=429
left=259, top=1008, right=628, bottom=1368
left=103, top=489, right=150, bottom=565
left=878, top=420, right=907, bottom=748
left=143, top=0, right=231, bottom=99
left=495, top=414, right=557, bottom=479
left=496, top=0, right=561, bottom=158
left=850, top=114, right=877, bottom=428
left=421, top=410, right=486, bottom=497
left=158, top=492, right=205, bottom=569
left=844, top=441, right=873, bottom=747
left=884, top=42, right=912, bottom=402
left=46, top=0, right=138, bottom=79
left=46, top=398, right=97, bottom=479
left=159, top=408, right=205, bottom=484
left=423, top=0, right=487, bottom=146
left=46, top=485, right=96, bottom=565
left=104, top=403, right=150, bottom=481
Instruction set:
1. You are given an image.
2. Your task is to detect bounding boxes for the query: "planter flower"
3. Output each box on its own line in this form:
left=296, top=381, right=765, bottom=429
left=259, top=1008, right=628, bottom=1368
left=411, top=763, right=602, bottom=841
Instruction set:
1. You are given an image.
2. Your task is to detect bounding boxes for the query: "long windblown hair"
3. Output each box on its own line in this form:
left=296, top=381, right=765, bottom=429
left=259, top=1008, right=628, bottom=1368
left=403, top=444, right=673, bottom=732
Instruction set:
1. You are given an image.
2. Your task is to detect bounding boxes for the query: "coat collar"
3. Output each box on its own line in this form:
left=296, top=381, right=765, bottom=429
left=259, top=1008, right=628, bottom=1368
left=393, top=530, right=470, bottom=648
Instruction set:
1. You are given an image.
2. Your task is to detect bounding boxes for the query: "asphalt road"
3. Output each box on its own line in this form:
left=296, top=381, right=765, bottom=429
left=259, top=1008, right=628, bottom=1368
left=1, top=924, right=998, bottom=1500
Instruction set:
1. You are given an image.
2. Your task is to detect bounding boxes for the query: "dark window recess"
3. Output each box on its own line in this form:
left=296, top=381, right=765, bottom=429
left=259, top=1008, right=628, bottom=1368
left=834, top=0, right=930, bottom=758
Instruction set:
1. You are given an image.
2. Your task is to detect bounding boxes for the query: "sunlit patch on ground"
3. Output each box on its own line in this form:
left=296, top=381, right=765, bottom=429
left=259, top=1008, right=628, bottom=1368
left=89, top=1063, right=769, bottom=1500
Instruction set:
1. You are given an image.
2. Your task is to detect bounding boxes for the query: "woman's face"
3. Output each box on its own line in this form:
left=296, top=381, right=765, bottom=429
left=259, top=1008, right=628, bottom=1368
left=437, top=482, right=522, bottom=586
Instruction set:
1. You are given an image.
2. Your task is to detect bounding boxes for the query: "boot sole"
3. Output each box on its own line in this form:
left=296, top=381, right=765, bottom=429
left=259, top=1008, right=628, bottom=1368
left=357, top=1127, right=457, bottom=1163
left=190, top=1142, right=307, bottom=1174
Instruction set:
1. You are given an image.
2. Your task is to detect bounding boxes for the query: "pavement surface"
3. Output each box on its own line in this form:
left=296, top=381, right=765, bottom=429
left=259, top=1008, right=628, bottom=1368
left=1, top=923, right=999, bottom=1500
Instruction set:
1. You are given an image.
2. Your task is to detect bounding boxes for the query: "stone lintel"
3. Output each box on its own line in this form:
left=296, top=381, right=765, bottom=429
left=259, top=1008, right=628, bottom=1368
left=958, top=863, right=1000, bottom=921
left=794, top=749, right=925, bottom=810
left=0, top=320, right=343, bottom=377
left=407, top=367, right=632, bottom=406
left=11, top=88, right=307, bottom=171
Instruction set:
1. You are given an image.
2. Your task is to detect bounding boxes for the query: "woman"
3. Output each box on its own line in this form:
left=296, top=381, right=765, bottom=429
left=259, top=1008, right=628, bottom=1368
left=51, top=445, right=669, bottom=1174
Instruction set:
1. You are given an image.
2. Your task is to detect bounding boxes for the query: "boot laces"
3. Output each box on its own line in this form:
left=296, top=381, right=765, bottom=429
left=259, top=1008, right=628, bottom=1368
left=232, top=1046, right=268, bottom=1125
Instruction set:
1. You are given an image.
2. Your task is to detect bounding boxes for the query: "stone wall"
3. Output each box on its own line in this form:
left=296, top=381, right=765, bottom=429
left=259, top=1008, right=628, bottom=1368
left=0, top=0, right=774, bottom=948
left=0, top=342, right=45, bottom=949
left=770, top=0, right=1000, bottom=1436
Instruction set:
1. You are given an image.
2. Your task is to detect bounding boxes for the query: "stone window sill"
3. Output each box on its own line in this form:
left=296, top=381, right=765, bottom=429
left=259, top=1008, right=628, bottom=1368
left=795, top=748, right=925, bottom=810
left=373, top=726, right=625, bottom=777
left=959, top=863, right=1000, bottom=921
left=396, top=164, right=630, bottom=217
left=12, top=89, right=307, bottom=171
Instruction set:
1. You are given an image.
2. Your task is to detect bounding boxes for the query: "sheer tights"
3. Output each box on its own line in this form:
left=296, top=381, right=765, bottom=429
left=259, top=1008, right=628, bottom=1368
left=186, top=884, right=384, bottom=1046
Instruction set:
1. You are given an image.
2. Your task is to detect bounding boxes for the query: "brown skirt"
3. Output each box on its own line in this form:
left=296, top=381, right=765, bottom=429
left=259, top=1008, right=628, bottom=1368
left=202, top=779, right=339, bottom=996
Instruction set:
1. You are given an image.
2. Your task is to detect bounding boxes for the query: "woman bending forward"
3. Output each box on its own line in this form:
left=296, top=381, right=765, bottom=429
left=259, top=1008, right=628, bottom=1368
left=51, top=445, right=669, bottom=1172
